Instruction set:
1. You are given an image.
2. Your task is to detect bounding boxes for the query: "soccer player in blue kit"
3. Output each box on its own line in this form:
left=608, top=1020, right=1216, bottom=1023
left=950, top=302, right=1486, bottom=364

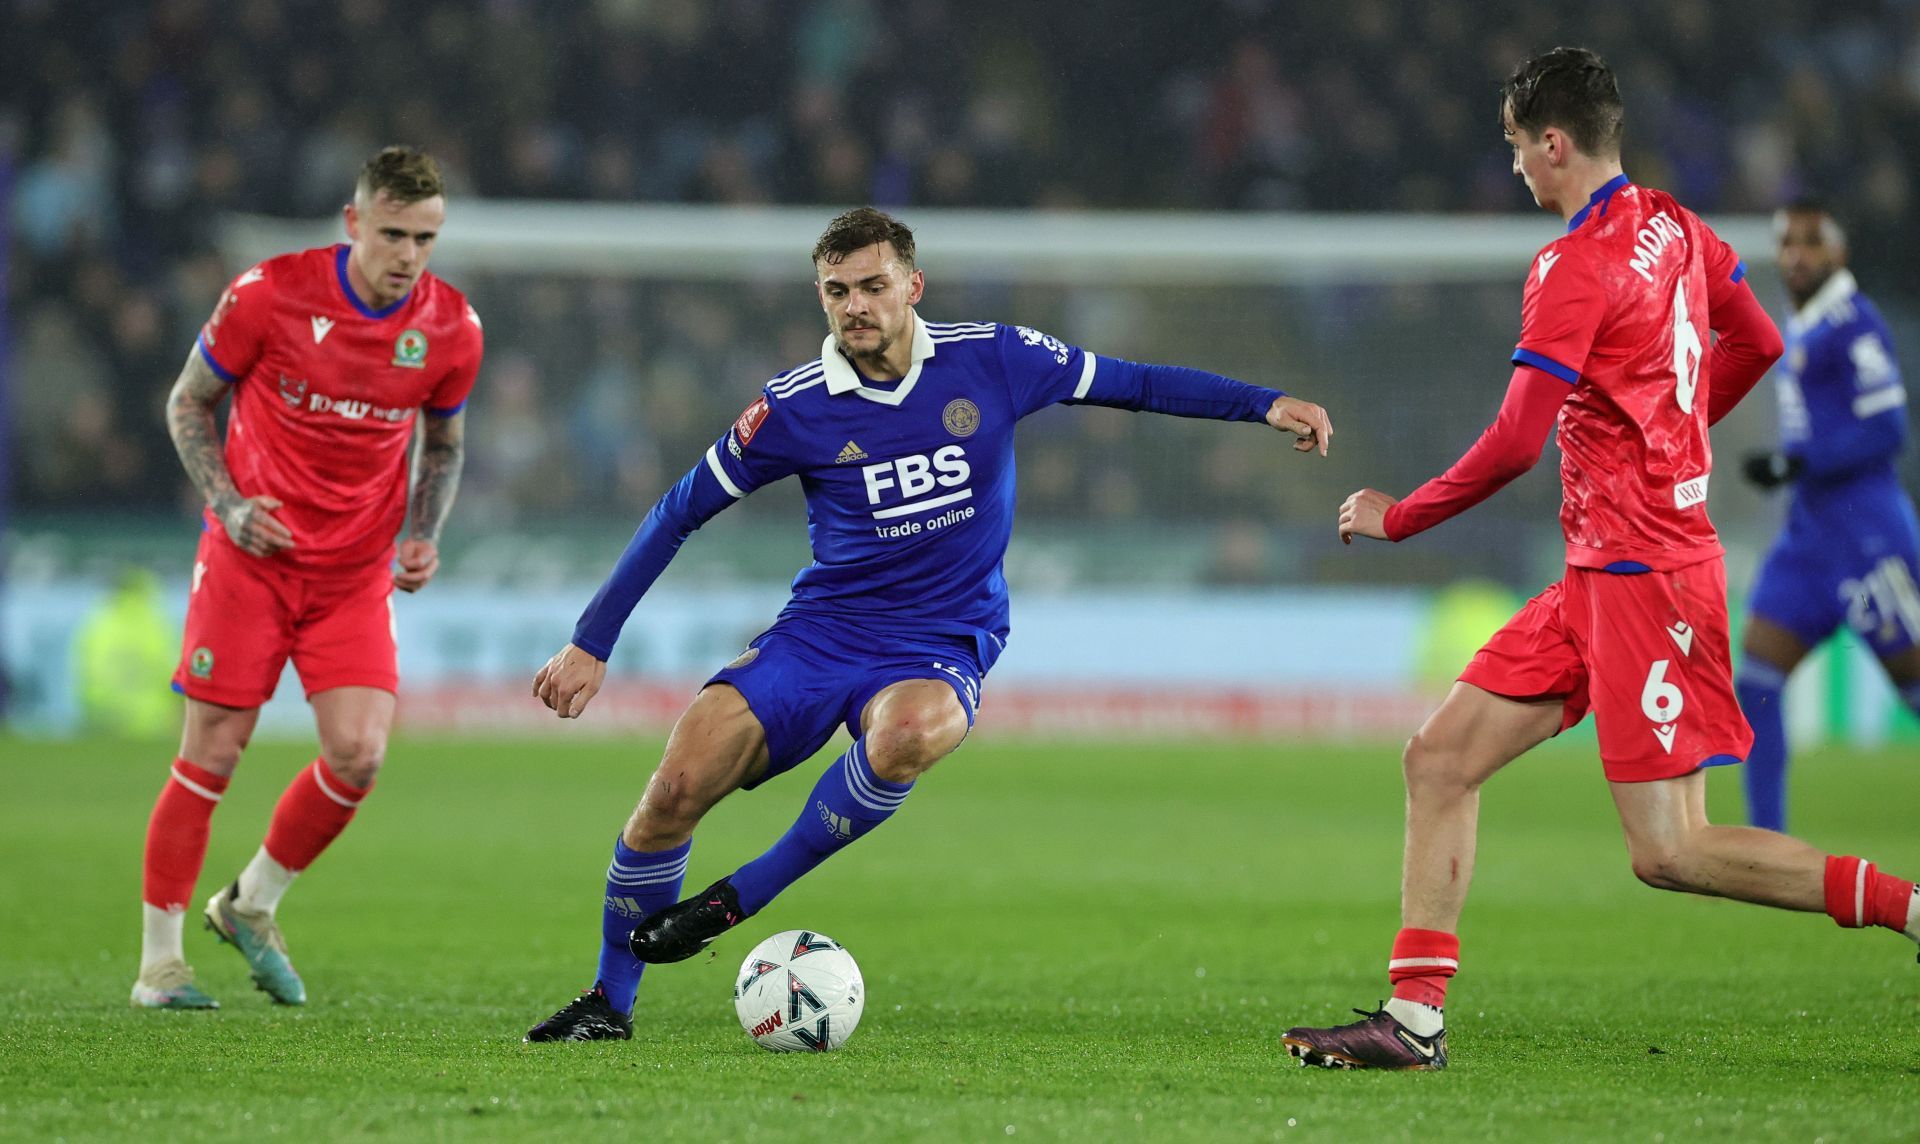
left=524, top=208, right=1334, bottom=1041
left=1736, top=199, right=1920, bottom=830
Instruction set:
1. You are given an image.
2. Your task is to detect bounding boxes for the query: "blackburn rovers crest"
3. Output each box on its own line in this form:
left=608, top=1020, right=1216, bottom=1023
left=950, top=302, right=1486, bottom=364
left=392, top=329, right=429, bottom=369
left=278, top=374, right=309, bottom=409
left=942, top=398, right=980, bottom=437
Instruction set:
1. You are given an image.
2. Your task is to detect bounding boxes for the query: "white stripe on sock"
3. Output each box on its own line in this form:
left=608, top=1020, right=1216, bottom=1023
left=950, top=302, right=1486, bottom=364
left=1387, top=956, right=1460, bottom=970
left=310, top=763, right=361, bottom=808
left=1855, top=861, right=1868, bottom=927
left=170, top=766, right=223, bottom=802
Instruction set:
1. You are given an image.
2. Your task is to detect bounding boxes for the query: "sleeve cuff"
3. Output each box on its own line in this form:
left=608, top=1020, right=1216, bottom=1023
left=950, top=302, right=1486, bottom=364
left=196, top=334, right=240, bottom=383
left=1511, top=347, right=1579, bottom=385
left=1731, top=261, right=1748, bottom=284
left=570, top=632, right=613, bottom=661
left=425, top=400, right=467, bottom=417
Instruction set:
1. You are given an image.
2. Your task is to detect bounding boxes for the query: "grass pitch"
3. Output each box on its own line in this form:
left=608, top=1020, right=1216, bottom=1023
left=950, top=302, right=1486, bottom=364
left=1, top=732, right=1916, bottom=1142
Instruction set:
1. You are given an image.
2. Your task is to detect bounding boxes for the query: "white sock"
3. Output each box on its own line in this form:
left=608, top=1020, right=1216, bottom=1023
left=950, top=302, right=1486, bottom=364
left=1905, top=886, right=1920, bottom=943
left=1384, top=996, right=1445, bottom=1037
left=140, top=904, right=185, bottom=974
left=234, top=846, right=298, bottom=915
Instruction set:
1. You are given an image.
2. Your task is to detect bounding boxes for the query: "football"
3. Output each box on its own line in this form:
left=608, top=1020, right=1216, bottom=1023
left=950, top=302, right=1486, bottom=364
left=733, top=930, right=865, bottom=1052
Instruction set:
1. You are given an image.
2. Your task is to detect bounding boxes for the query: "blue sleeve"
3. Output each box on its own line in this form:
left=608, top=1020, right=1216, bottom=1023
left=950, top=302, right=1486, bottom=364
left=1075, top=356, right=1285, bottom=422
left=996, top=323, right=1281, bottom=422
left=571, top=456, right=742, bottom=659
left=1790, top=322, right=1907, bottom=480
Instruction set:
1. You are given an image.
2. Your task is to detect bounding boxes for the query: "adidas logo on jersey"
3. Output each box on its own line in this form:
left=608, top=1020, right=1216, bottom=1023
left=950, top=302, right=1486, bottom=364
left=835, top=441, right=869, bottom=463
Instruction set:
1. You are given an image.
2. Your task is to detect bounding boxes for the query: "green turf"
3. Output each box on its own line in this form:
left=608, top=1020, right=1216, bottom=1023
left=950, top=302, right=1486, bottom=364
left=1, top=732, right=1917, bottom=1142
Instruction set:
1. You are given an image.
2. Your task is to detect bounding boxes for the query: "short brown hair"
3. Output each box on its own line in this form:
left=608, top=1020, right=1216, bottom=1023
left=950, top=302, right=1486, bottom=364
left=356, top=146, right=445, bottom=205
left=812, top=207, right=915, bottom=268
left=1502, top=47, right=1624, bottom=158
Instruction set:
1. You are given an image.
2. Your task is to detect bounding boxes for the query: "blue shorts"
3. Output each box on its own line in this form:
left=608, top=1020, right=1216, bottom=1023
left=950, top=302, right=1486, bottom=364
left=1749, top=512, right=1920, bottom=657
left=706, top=611, right=1000, bottom=786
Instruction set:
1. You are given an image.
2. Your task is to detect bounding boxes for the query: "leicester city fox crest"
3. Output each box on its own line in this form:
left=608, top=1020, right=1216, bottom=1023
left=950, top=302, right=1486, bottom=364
left=942, top=398, right=980, bottom=437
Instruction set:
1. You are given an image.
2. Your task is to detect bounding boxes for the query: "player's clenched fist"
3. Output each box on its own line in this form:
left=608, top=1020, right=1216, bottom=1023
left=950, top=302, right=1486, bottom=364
left=1266, top=396, right=1333, bottom=456
left=393, top=537, right=440, bottom=593
left=533, top=643, right=607, bottom=719
left=219, top=494, right=297, bottom=558
left=1339, top=488, right=1397, bottom=545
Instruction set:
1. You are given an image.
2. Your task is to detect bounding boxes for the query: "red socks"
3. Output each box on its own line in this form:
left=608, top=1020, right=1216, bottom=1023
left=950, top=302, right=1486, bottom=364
left=1388, top=927, right=1460, bottom=1008
left=1824, top=855, right=1914, bottom=930
left=264, top=758, right=373, bottom=872
left=143, top=759, right=231, bottom=911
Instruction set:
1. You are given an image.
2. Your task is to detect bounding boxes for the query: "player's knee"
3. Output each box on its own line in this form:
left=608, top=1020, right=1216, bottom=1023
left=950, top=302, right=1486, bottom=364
left=1627, top=844, right=1694, bottom=892
left=1401, top=730, right=1474, bottom=797
left=865, top=703, right=966, bottom=783
left=634, top=767, right=713, bottom=839
left=322, top=730, right=388, bottom=787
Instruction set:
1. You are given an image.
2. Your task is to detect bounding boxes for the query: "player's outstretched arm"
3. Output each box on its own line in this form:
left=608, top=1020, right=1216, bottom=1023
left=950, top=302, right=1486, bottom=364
left=396, top=410, right=465, bottom=592
left=532, top=642, right=606, bottom=719
left=1266, top=396, right=1332, bottom=456
left=1342, top=365, right=1569, bottom=546
left=165, top=349, right=295, bottom=558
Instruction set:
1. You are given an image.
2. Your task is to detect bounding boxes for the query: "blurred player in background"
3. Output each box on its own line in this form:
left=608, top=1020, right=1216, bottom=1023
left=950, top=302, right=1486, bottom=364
left=1282, top=48, right=1920, bottom=1071
left=1735, top=200, right=1919, bottom=831
left=522, top=207, right=1333, bottom=1042
left=132, top=148, right=482, bottom=1009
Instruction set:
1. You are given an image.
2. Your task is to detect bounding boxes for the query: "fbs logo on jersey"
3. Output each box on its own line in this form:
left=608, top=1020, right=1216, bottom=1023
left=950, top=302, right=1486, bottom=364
left=189, top=647, right=215, bottom=680
left=835, top=441, right=869, bottom=464
left=942, top=399, right=981, bottom=438
left=391, top=329, right=429, bottom=369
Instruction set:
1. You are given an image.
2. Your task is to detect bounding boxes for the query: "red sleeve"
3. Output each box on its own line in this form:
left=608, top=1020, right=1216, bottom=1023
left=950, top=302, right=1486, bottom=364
left=1382, top=366, right=1572, bottom=541
left=1703, top=278, right=1783, bottom=427
left=426, top=303, right=484, bottom=415
left=196, top=264, right=274, bottom=382
left=1511, top=245, right=1606, bottom=384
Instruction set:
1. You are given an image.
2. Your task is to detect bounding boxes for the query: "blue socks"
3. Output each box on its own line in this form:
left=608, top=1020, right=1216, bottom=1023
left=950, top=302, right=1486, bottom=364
left=730, top=737, right=913, bottom=916
left=1736, top=657, right=1790, bottom=831
left=595, top=837, right=690, bottom=1014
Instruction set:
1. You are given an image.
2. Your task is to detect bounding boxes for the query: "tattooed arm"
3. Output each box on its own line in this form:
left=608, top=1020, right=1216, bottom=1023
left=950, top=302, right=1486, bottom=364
left=394, top=409, right=465, bottom=592
left=166, top=349, right=295, bottom=557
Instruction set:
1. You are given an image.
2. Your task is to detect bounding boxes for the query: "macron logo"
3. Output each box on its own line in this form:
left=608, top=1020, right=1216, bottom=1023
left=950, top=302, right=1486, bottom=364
left=1537, top=251, right=1561, bottom=284
left=1666, top=622, right=1694, bottom=657
left=235, top=267, right=265, bottom=288
left=311, top=316, right=335, bottom=344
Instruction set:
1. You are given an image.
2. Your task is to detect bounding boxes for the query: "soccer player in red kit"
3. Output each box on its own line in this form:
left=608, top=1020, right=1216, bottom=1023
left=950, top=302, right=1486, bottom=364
left=1281, top=49, right=1920, bottom=1069
left=131, top=148, right=482, bottom=1009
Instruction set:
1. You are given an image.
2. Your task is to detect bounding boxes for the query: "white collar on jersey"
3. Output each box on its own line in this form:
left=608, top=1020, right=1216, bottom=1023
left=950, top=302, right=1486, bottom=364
left=1791, top=268, right=1858, bottom=333
left=818, top=311, right=937, bottom=406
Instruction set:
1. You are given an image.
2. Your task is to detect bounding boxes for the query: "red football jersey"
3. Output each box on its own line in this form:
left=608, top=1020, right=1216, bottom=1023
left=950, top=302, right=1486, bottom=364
left=1512, top=177, right=1747, bottom=571
left=196, top=244, right=482, bottom=574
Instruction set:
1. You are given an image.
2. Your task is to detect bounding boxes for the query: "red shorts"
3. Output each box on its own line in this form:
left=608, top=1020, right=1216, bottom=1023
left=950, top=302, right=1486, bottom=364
left=172, top=531, right=398, bottom=709
left=1459, top=559, right=1753, bottom=783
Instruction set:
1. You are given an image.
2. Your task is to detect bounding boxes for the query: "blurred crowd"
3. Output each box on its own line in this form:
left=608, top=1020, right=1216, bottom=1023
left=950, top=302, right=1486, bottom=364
left=7, top=0, right=1920, bottom=563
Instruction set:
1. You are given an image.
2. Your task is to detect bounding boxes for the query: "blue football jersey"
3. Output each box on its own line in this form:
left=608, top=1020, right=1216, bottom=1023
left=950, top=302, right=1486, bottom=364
left=1773, top=268, right=1908, bottom=534
left=571, top=315, right=1283, bottom=658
